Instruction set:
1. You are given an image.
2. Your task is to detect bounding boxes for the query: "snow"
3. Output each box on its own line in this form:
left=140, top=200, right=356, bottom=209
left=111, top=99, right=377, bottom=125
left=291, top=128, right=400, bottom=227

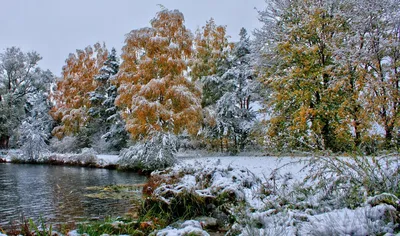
left=3, top=149, right=120, bottom=167
left=300, top=204, right=397, bottom=235
left=96, top=154, right=119, bottom=165
left=151, top=154, right=400, bottom=235
left=180, top=155, right=306, bottom=178
left=153, top=220, right=209, bottom=236
left=66, top=230, right=80, bottom=236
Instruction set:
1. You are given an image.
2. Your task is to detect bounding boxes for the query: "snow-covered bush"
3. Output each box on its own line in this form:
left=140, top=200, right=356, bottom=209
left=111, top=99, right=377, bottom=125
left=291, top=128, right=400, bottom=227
left=89, top=132, right=114, bottom=154
left=237, top=155, right=400, bottom=235
left=150, top=220, right=210, bottom=236
left=19, top=121, right=49, bottom=161
left=75, top=148, right=97, bottom=165
left=299, top=204, right=398, bottom=236
left=118, top=132, right=177, bottom=172
left=302, top=155, right=400, bottom=209
left=49, top=136, right=80, bottom=153
left=257, top=155, right=400, bottom=213
left=141, top=160, right=261, bottom=230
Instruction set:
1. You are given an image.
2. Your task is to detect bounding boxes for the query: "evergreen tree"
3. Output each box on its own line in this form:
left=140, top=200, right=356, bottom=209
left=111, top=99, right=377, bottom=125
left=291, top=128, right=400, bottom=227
left=212, top=28, right=258, bottom=153
left=89, top=47, right=128, bottom=150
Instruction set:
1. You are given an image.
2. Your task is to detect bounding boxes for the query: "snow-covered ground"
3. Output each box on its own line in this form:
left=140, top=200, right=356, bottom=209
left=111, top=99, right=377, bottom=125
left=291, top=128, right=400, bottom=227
left=180, top=155, right=306, bottom=178
left=96, top=154, right=119, bottom=166
left=149, top=154, right=400, bottom=235
left=1, top=149, right=121, bottom=168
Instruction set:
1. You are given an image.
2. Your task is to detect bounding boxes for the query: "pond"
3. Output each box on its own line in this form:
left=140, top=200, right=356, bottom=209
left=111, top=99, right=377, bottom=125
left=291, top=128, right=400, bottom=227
left=0, top=163, right=146, bottom=228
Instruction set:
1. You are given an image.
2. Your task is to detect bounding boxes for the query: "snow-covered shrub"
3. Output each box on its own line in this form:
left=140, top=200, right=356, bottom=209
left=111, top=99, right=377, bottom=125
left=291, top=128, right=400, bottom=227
left=259, top=155, right=400, bottom=212
left=303, top=155, right=400, bottom=209
left=118, top=132, right=177, bottom=172
left=19, top=121, right=50, bottom=161
left=49, top=136, right=80, bottom=153
left=75, top=148, right=97, bottom=165
left=235, top=211, right=295, bottom=236
left=142, top=160, right=261, bottom=229
left=90, top=132, right=114, bottom=154
left=299, top=204, right=398, bottom=236
left=237, top=155, right=400, bottom=235
left=150, top=220, right=210, bottom=236
left=7, top=149, right=23, bottom=162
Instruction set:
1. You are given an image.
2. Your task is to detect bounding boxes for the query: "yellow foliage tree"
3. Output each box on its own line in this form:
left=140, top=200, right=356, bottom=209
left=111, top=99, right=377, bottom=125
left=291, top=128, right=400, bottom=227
left=191, top=18, right=231, bottom=82
left=116, top=9, right=202, bottom=140
left=51, top=43, right=108, bottom=138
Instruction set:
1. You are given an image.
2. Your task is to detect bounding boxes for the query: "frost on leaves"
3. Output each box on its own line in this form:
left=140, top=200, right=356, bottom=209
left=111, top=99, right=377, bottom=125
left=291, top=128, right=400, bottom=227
left=116, top=9, right=202, bottom=140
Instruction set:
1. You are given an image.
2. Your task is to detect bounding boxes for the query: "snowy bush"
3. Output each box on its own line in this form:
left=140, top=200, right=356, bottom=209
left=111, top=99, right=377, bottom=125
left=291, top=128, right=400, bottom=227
left=75, top=148, right=97, bottom=165
left=19, top=121, right=50, bottom=161
left=299, top=204, right=398, bottom=236
left=141, top=160, right=261, bottom=231
left=89, top=132, right=114, bottom=154
left=49, top=136, right=80, bottom=153
left=118, top=132, right=177, bottom=172
left=150, top=220, right=210, bottom=236
left=235, top=155, right=400, bottom=235
left=257, top=155, right=400, bottom=213
left=302, top=155, right=400, bottom=209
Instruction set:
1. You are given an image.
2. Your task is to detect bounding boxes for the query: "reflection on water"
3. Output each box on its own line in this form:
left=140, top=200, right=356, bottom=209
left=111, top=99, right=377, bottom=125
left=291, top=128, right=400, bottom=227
left=0, top=163, right=146, bottom=227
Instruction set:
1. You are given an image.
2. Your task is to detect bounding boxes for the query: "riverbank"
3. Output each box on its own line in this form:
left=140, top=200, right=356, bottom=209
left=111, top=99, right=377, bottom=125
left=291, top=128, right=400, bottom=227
left=0, top=149, right=120, bottom=169
left=1, top=152, right=399, bottom=235
left=137, top=155, right=400, bottom=235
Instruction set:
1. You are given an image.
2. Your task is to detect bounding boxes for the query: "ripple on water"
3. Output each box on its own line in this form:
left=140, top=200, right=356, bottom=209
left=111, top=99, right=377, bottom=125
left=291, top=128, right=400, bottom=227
left=0, top=163, right=146, bottom=228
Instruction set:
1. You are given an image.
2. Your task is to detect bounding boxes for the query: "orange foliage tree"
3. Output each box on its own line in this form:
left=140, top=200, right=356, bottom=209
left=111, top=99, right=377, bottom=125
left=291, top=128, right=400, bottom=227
left=191, top=18, right=231, bottom=82
left=51, top=43, right=108, bottom=138
left=116, top=9, right=202, bottom=140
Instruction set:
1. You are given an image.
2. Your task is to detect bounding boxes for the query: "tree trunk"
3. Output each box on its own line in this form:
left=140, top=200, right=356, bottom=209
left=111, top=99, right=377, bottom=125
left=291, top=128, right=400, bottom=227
left=0, top=135, right=9, bottom=149
left=384, top=124, right=394, bottom=148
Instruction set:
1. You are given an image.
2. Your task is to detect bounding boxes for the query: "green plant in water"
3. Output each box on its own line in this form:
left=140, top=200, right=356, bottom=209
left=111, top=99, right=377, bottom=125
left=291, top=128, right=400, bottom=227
left=28, top=218, right=52, bottom=236
left=77, top=217, right=147, bottom=236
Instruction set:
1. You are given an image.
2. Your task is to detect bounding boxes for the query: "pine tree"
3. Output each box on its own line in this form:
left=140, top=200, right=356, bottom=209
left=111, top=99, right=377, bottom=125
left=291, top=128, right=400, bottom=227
left=213, top=28, right=258, bottom=153
left=89, top=47, right=128, bottom=150
left=116, top=9, right=202, bottom=140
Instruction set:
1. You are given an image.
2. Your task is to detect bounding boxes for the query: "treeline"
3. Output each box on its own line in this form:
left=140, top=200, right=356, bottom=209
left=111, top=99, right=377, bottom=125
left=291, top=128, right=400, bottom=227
left=254, top=0, right=400, bottom=153
left=0, top=0, right=399, bottom=155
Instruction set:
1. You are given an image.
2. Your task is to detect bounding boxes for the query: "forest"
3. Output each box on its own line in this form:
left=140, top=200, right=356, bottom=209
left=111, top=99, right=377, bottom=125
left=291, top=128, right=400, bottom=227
left=1, top=0, right=399, bottom=157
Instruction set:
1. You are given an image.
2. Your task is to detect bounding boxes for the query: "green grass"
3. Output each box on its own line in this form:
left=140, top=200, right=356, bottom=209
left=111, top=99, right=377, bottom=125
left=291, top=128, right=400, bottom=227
left=77, top=217, right=146, bottom=236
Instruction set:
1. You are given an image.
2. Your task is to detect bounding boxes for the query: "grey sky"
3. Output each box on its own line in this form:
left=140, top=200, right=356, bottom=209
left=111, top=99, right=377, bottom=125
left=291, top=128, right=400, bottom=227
left=1, top=0, right=265, bottom=76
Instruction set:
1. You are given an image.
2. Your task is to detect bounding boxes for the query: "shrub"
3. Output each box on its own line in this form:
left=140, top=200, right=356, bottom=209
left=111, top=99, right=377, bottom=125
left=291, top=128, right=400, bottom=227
left=49, top=136, right=80, bottom=153
left=303, top=154, right=400, bottom=209
left=118, top=132, right=177, bottom=173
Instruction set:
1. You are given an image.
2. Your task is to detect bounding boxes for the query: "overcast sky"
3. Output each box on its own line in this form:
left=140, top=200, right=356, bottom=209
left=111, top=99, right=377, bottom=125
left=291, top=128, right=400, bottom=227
left=0, top=0, right=265, bottom=76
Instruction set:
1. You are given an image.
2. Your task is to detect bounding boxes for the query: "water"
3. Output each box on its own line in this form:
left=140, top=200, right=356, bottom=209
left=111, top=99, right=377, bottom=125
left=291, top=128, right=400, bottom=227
left=0, top=163, right=146, bottom=228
